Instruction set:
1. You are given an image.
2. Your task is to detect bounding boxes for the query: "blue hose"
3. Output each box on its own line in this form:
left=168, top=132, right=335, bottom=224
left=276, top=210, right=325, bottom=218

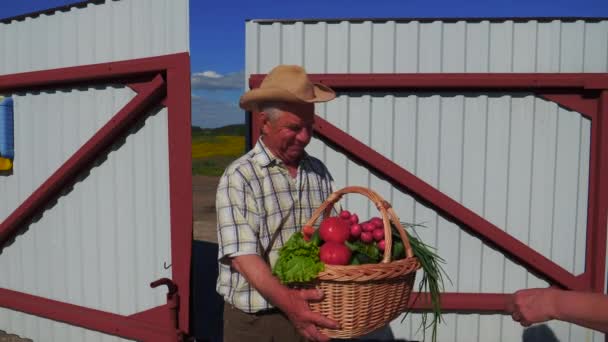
left=0, top=97, right=14, bottom=160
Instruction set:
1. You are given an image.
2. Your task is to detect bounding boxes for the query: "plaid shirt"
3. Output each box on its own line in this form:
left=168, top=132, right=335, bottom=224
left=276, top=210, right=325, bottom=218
left=216, top=139, right=334, bottom=313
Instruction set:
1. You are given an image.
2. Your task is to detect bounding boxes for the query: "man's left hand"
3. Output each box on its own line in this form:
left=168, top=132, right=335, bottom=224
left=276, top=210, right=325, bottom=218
left=283, top=288, right=339, bottom=341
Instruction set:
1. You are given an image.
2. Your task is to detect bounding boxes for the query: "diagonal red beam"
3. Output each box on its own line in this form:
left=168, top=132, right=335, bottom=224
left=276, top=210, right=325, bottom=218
left=313, top=115, right=585, bottom=291
left=0, top=288, right=177, bottom=341
left=250, top=73, right=608, bottom=90
left=0, top=74, right=166, bottom=247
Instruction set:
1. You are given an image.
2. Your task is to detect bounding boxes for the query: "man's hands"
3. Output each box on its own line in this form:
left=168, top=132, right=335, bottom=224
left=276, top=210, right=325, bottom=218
left=282, top=288, right=340, bottom=342
left=507, top=288, right=558, bottom=327
left=231, top=255, right=338, bottom=341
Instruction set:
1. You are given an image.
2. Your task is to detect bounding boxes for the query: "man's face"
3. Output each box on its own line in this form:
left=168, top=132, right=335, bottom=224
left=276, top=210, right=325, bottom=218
left=261, top=102, right=315, bottom=166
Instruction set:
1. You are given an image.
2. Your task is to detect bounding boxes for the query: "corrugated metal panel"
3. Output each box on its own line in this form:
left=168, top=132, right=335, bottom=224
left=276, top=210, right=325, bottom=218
left=247, top=19, right=606, bottom=342
left=0, top=0, right=189, bottom=74
left=0, top=0, right=188, bottom=341
left=247, top=19, right=608, bottom=73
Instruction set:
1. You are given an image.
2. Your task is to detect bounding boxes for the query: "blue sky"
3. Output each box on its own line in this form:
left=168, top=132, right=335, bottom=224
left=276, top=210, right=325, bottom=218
left=3, top=0, right=608, bottom=127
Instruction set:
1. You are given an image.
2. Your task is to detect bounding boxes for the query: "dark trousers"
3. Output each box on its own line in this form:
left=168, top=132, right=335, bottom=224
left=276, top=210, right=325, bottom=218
left=223, top=303, right=308, bottom=342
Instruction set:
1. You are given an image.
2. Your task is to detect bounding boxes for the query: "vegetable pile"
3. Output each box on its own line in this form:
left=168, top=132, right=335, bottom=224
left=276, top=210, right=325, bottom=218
left=271, top=209, right=447, bottom=342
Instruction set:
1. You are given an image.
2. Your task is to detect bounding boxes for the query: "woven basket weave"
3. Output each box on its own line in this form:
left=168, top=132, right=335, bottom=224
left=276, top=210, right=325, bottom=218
left=303, top=186, right=421, bottom=338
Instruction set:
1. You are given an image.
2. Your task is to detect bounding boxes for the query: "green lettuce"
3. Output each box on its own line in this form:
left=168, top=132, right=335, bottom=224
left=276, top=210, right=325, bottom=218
left=272, top=232, right=324, bottom=284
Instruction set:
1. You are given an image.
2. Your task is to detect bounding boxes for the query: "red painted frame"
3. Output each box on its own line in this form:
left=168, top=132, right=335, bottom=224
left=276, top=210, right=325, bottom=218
left=249, top=73, right=608, bottom=313
left=0, top=53, right=192, bottom=341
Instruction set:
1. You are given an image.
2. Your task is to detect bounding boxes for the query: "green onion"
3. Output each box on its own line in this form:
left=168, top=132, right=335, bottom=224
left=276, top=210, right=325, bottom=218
left=392, top=222, right=450, bottom=342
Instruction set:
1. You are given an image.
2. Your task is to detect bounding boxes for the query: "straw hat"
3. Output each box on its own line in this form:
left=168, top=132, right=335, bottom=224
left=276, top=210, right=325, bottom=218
left=239, top=65, right=336, bottom=111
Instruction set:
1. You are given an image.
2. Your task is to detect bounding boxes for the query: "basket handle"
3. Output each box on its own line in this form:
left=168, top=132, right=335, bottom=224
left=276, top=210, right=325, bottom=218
left=303, top=186, right=414, bottom=263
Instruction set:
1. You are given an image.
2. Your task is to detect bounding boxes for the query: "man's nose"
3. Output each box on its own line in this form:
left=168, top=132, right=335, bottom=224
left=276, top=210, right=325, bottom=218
left=296, top=126, right=312, bottom=144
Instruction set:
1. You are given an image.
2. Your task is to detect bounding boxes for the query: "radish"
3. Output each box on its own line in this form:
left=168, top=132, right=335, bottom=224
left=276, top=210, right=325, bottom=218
left=360, top=231, right=373, bottom=243
left=350, top=224, right=362, bottom=238
left=349, top=213, right=359, bottom=225
left=377, top=239, right=386, bottom=251
left=302, top=225, right=315, bottom=241
left=339, top=210, right=351, bottom=220
left=370, top=217, right=383, bottom=229
left=372, top=228, right=384, bottom=241
left=361, top=221, right=375, bottom=232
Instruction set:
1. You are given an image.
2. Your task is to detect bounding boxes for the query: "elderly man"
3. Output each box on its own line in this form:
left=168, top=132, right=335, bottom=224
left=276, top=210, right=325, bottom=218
left=216, top=65, right=340, bottom=342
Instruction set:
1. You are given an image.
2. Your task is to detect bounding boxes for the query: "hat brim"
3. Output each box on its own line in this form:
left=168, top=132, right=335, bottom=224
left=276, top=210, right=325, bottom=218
left=239, top=83, right=336, bottom=111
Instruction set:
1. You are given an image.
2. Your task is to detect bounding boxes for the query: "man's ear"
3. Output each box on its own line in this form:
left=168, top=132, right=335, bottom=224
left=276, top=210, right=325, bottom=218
left=259, top=111, right=271, bottom=135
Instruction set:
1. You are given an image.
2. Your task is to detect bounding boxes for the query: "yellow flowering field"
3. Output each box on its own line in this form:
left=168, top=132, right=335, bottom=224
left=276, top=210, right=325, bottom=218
left=192, top=135, right=245, bottom=159
left=191, top=134, right=245, bottom=176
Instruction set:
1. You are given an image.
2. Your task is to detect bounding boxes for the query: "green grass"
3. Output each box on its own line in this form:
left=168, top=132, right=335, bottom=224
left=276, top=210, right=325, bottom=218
left=192, top=156, right=240, bottom=176
left=192, top=124, right=246, bottom=136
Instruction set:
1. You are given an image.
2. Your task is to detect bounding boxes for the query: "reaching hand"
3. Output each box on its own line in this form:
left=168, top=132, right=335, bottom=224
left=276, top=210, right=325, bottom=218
left=507, top=288, right=557, bottom=327
left=283, top=288, right=340, bottom=341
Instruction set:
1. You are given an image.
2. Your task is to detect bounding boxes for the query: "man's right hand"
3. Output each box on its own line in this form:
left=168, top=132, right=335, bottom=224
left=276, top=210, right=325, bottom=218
left=282, top=288, right=340, bottom=342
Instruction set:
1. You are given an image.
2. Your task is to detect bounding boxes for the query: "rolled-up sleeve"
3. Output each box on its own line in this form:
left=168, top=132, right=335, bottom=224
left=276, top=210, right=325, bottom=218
left=216, top=169, right=260, bottom=262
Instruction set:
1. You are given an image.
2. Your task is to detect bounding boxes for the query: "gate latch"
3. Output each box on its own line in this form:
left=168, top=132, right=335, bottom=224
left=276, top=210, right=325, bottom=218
left=150, top=278, right=188, bottom=340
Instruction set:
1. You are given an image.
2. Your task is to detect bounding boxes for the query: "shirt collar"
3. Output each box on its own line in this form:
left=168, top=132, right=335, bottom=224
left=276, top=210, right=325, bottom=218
left=252, top=139, right=310, bottom=168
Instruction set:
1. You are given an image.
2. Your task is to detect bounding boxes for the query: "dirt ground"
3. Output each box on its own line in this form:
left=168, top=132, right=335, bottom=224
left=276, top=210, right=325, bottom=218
left=192, top=175, right=220, bottom=243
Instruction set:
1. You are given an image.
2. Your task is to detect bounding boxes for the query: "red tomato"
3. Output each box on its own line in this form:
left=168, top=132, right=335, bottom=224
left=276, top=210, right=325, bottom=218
left=319, top=242, right=352, bottom=265
left=319, top=216, right=351, bottom=243
left=349, top=214, right=359, bottom=225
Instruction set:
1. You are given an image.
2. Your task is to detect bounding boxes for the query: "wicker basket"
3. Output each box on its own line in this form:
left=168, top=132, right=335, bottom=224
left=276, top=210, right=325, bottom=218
left=303, top=186, right=422, bottom=338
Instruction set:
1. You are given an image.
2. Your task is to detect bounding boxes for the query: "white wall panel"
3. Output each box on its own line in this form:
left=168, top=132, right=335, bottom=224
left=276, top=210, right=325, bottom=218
left=0, top=0, right=188, bottom=340
left=281, top=22, right=304, bottom=67
left=395, top=21, right=419, bottom=72
left=372, top=22, right=396, bottom=73
left=442, top=22, right=466, bottom=72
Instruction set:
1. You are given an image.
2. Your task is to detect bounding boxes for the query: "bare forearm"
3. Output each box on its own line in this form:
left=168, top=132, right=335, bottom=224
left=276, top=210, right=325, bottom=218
left=553, top=291, right=608, bottom=333
left=231, top=254, right=293, bottom=311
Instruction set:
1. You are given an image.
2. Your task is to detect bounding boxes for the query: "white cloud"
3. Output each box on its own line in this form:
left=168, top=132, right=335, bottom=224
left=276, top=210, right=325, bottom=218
left=196, top=71, right=222, bottom=78
left=191, top=70, right=244, bottom=90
